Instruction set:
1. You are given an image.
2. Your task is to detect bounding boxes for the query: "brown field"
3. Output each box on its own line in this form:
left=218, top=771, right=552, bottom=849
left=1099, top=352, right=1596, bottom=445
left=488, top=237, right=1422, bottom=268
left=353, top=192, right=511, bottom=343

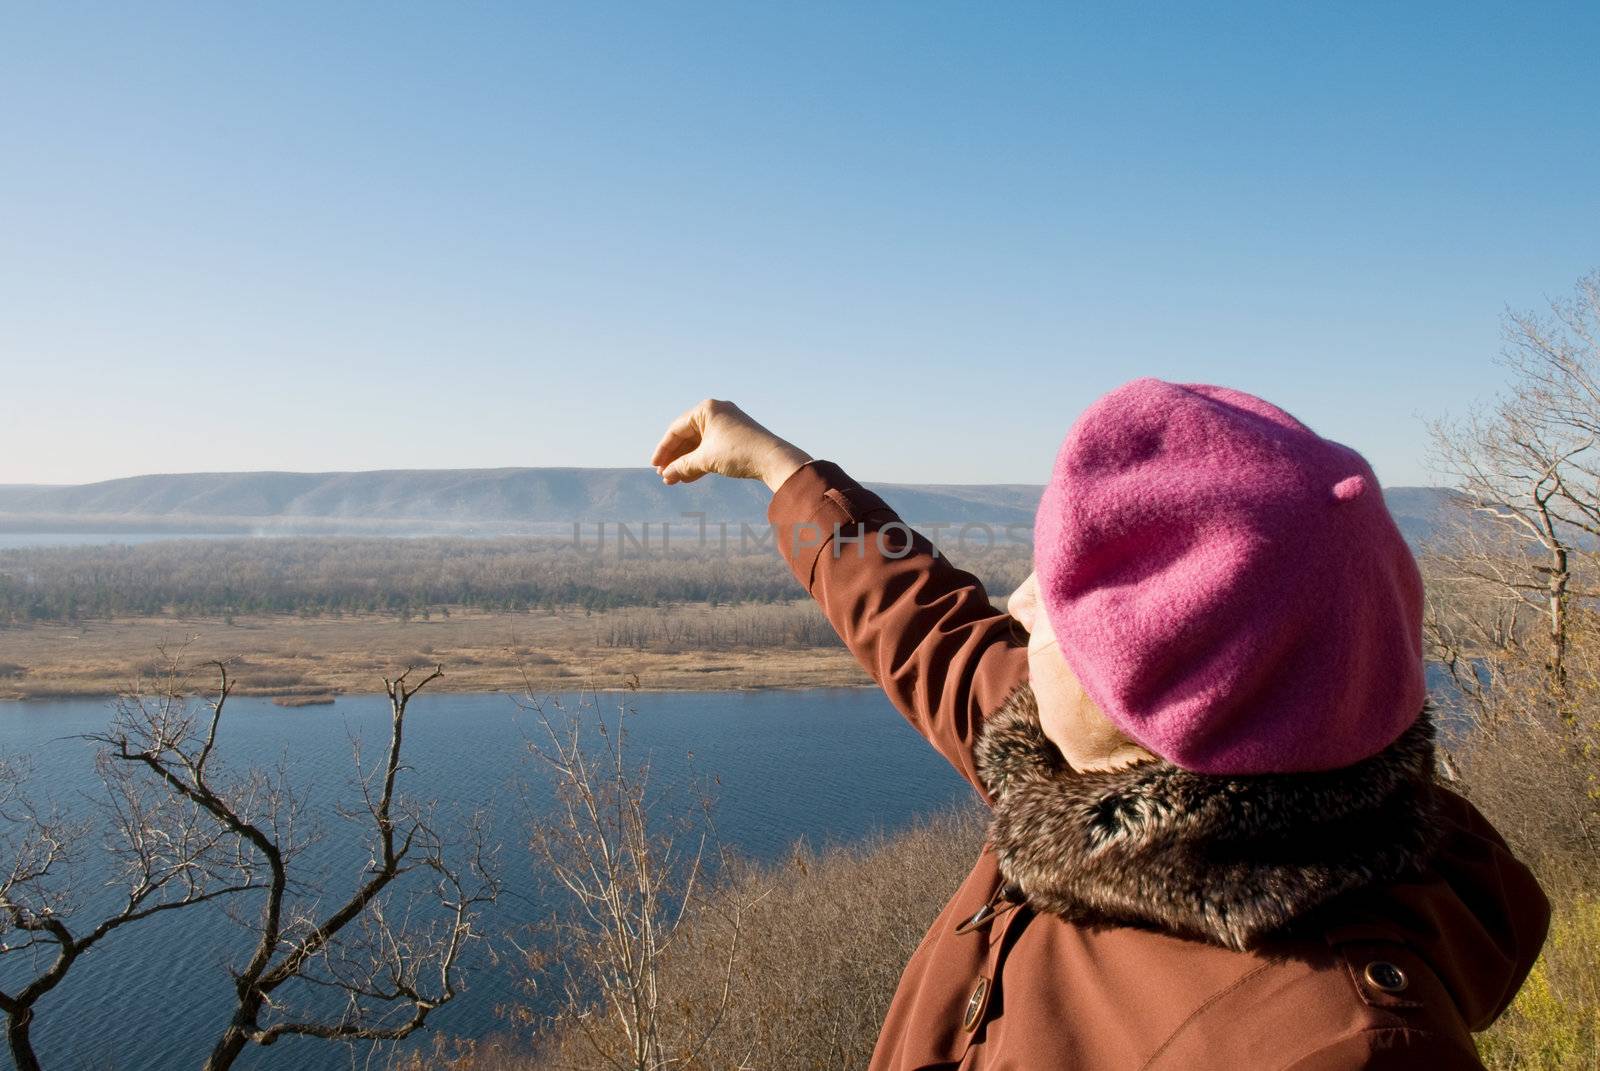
left=0, top=603, right=874, bottom=700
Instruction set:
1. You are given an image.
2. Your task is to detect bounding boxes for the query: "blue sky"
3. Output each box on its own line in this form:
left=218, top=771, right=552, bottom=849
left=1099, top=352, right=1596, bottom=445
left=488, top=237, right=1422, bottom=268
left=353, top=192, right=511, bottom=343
left=2, top=3, right=1596, bottom=487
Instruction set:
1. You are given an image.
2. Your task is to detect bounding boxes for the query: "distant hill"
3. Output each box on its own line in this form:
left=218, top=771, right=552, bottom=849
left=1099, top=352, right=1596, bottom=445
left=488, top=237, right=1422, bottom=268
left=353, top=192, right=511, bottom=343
left=1374, top=486, right=1463, bottom=545
left=0, top=468, right=1043, bottom=537
left=0, top=468, right=1459, bottom=544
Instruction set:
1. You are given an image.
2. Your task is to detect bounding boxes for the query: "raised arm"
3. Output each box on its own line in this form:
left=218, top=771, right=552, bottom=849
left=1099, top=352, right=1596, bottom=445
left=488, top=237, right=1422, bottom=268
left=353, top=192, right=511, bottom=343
left=765, top=459, right=1028, bottom=796
left=651, top=400, right=1028, bottom=799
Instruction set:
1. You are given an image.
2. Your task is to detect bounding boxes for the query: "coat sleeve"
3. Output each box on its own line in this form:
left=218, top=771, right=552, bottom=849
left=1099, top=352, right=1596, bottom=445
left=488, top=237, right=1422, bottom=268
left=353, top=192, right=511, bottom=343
left=765, top=459, right=1030, bottom=802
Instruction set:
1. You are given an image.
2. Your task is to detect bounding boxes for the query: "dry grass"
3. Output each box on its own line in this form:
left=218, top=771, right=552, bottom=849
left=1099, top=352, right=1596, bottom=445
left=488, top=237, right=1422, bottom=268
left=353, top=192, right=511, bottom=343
left=1422, top=560, right=1600, bottom=1068
left=1459, top=707, right=1600, bottom=1070
left=1478, top=896, right=1600, bottom=1070
left=0, top=603, right=872, bottom=700
left=394, top=806, right=989, bottom=1071
left=647, top=807, right=988, bottom=1070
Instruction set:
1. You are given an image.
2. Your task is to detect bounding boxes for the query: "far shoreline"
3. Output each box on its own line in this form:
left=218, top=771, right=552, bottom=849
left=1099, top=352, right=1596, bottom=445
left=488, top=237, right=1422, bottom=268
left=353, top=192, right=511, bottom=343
left=0, top=605, right=876, bottom=702
left=0, top=679, right=883, bottom=703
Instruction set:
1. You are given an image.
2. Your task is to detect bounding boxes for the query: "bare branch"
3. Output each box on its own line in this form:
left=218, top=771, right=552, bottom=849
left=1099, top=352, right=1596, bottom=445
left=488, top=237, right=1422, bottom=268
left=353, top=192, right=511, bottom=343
left=520, top=685, right=754, bottom=1070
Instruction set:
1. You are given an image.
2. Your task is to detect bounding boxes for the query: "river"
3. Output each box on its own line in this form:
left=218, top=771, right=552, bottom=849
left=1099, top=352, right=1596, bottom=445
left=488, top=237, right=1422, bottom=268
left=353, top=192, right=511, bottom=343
left=0, top=688, right=973, bottom=1070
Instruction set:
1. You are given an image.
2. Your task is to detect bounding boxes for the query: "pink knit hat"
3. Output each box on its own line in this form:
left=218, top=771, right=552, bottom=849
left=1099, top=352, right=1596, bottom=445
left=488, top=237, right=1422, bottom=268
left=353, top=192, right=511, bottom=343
left=1033, top=377, right=1426, bottom=774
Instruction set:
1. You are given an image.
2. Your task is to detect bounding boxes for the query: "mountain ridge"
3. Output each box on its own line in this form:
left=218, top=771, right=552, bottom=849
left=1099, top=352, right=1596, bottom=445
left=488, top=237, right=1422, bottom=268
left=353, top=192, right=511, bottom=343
left=0, top=467, right=1457, bottom=543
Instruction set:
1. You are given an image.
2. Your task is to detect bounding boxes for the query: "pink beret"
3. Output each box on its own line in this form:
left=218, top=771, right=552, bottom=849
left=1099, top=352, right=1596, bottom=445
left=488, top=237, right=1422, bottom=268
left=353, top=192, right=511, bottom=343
left=1033, top=377, right=1426, bottom=774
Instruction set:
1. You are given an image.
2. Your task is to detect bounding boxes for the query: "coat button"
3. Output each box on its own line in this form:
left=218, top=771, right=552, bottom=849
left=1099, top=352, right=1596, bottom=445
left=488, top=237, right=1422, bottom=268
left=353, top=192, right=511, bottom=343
left=1364, top=961, right=1409, bottom=993
left=962, top=976, right=991, bottom=1032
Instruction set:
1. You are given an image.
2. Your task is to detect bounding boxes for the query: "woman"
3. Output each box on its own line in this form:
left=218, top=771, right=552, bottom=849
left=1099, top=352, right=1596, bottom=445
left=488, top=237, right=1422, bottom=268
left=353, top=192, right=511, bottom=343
left=649, top=379, right=1548, bottom=1070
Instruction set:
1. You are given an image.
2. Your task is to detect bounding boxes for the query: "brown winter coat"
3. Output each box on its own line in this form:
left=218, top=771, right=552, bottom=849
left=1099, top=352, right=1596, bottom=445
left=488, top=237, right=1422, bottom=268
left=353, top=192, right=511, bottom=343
left=767, top=459, right=1550, bottom=1071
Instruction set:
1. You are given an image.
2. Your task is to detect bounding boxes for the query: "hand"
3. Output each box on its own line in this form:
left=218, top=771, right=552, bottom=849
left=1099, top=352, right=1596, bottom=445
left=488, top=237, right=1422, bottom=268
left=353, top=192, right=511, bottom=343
left=649, top=398, right=813, bottom=492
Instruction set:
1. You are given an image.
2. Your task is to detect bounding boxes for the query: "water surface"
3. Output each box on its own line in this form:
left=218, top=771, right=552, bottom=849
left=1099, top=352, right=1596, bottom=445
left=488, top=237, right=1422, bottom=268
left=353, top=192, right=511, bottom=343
left=0, top=688, right=973, bottom=1070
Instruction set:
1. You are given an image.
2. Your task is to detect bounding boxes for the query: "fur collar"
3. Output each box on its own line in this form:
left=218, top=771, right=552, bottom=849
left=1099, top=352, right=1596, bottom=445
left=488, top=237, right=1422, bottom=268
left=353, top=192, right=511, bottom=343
left=973, top=683, right=1443, bottom=952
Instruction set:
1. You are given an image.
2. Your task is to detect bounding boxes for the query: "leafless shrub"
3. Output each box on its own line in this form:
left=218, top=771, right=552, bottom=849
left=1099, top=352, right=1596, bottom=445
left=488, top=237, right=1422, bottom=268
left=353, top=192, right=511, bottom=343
left=514, top=687, right=754, bottom=1071
left=1428, top=602, right=1600, bottom=889
left=417, top=805, right=985, bottom=1071
left=0, top=533, right=1032, bottom=626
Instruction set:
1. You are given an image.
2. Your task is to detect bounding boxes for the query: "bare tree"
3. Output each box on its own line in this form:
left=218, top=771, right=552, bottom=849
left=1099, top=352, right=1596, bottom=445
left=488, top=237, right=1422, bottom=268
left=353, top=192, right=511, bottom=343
left=1426, top=271, right=1600, bottom=722
left=519, top=684, right=752, bottom=1071
left=88, top=660, right=500, bottom=1070
left=1424, top=271, right=1600, bottom=877
left=0, top=662, right=266, bottom=1071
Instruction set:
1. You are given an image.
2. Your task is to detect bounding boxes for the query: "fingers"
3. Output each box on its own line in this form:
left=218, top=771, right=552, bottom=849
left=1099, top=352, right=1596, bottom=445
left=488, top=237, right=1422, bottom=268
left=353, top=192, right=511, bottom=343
left=649, top=405, right=705, bottom=470
left=660, top=446, right=707, bottom=484
left=649, top=398, right=755, bottom=485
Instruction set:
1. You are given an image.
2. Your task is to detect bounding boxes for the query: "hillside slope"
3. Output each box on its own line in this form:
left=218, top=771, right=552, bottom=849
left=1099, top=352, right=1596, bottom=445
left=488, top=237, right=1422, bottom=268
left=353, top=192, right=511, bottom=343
left=0, top=468, right=1456, bottom=542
